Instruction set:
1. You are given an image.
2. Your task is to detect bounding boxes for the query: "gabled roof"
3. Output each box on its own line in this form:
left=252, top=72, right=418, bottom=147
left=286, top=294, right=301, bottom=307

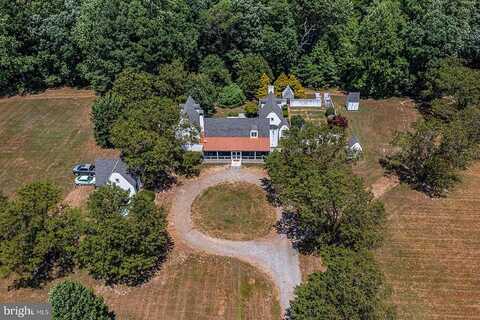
left=180, top=96, right=202, bottom=126
left=282, top=85, right=295, bottom=99
left=95, top=159, right=140, bottom=189
left=204, top=117, right=269, bottom=137
left=347, top=92, right=360, bottom=103
left=348, top=136, right=361, bottom=148
left=259, top=93, right=289, bottom=127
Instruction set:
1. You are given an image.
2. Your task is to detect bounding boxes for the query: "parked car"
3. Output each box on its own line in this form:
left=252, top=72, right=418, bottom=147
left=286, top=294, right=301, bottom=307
left=73, top=163, right=95, bottom=176
left=75, top=175, right=96, bottom=186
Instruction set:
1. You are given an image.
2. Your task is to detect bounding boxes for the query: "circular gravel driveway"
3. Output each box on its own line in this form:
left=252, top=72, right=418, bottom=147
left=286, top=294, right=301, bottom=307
left=169, top=167, right=302, bottom=314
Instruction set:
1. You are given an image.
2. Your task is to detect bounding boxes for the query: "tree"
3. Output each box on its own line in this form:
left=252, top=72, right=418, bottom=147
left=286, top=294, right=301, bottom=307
left=199, top=54, right=231, bottom=88
left=179, top=151, right=203, bottom=177
left=256, top=73, right=272, bottom=99
left=218, top=83, right=246, bottom=108
left=186, top=73, right=218, bottom=115
left=0, top=182, right=81, bottom=287
left=295, top=40, right=339, bottom=89
left=111, top=97, right=186, bottom=188
left=156, top=60, right=190, bottom=100
left=274, top=72, right=290, bottom=95
left=234, top=54, right=273, bottom=98
left=74, top=0, right=197, bottom=92
left=91, top=92, right=124, bottom=148
left=244, top=101, right=259, bottom=117
left=287, top=247, right=395, bottom=320
left=266, top=124, right=386, bottom=251
left=111, top=69, right=156, bottom=105
left=49, top=280, right=115, bottom=320
left=288, top=74, right=306, bottom=98
left=78, top=187, right=170, bottom=285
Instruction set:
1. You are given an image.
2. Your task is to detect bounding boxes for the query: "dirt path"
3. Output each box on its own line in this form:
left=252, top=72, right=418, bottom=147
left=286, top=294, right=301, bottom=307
left=370, top=175, right=399, bottom=198
left=169, top=167, right=301, bottom=315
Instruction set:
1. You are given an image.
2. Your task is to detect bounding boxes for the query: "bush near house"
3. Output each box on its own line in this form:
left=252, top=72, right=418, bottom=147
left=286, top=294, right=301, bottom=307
left=218, top=83, right=246, bottom=108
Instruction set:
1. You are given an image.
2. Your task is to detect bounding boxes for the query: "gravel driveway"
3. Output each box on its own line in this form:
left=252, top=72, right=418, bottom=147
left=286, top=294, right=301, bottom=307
left=169, top=167, right=301, bottom=314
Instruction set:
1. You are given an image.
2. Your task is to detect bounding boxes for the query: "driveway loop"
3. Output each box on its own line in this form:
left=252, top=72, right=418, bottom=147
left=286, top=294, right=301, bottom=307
left=170, top=167, right=301, bottom=314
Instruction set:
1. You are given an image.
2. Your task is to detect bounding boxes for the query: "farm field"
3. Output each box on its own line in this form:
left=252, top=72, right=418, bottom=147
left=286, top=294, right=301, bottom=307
left=0, top=251, right=280, bottom=320
left=0, top=88, right=117, bottom=195
left=377, top=163, right=480, bottom=319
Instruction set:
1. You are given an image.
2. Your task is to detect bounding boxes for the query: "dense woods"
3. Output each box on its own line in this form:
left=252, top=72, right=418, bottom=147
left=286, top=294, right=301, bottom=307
left=1, top=0, right=479, bottom=98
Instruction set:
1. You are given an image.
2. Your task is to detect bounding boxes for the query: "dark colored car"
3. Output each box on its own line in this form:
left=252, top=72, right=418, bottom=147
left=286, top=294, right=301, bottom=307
left=72, top=163, right=95, bottom=176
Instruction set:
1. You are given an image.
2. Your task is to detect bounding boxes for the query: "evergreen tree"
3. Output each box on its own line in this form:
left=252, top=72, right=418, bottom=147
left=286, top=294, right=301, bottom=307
left=288, top=74, right=306, bottom=98
left=91, top=93, right=124, bottom=148
left=256, top=73, right=272, bottom=99
left=274, top=72, right=290, bottom=95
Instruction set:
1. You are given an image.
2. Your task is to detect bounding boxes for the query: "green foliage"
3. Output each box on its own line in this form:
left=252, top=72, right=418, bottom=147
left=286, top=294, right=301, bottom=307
left=325, top=107, right=335, bottom=117
left=266, top=124, right=386, bottom=252
left=273, top=73, right=290, bottom=95
left=73, top=0, right=197, bottom=92
left=49, top=280, right=115, bottom=320
left=156, top=60, right=189, bottom=100
left=199, top=54, right=231, bottom=87
left=111, top=69, right=156, bottom=105
left=244, top=101, right=259, bottom=118
left=91, top=93, right=124, bottom=148
left=78, top=186, right=170, bottom=285
left=234, top=54, right=273, bottom=98
left=256, top=73, right=272, bottom=99
left=180, top=151, right=203, bottom=177
left=287, top=247, right=396, bottom=320
left=218, top=83, right=246, bottom=108
left=288, top=74, right=306, bottom=98
left=0, top=182, right=81, bottom=287
left=111, top=97, right=184, bottom=189
left=290, top=115, right=305, bottom=129
left=186, top=73, right=218, bottom=115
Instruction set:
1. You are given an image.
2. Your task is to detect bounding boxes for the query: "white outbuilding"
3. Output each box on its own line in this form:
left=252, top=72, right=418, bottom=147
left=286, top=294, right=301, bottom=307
left=346, top=92, right=360, bottom=111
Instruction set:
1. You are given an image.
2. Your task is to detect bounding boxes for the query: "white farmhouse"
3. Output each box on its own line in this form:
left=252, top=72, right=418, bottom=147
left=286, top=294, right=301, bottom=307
left=95, top=159, right=141, bottom=197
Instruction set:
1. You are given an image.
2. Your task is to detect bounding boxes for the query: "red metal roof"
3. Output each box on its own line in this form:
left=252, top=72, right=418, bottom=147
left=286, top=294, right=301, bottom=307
left=201, top=137, right=270, bottom=152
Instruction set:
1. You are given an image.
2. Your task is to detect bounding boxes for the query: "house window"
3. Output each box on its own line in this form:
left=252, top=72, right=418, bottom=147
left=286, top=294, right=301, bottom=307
left=250, top=130, right=258, bottom=138
left=115, top=178, right=120, bottom=183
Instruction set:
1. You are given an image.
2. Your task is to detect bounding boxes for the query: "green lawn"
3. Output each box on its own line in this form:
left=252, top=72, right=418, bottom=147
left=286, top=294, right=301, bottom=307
left=0, top=90, right=117, bottom=195
left=192, top=182, right=277, bottom=240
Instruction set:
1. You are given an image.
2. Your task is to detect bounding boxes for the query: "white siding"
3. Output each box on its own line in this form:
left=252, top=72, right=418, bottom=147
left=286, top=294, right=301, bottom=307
left=267, top=112, right=281, bottom=126
left=347, top=102, right=359, bottom=111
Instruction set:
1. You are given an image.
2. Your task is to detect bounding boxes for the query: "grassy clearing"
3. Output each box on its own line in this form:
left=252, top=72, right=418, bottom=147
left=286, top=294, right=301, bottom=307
left=376, top=163, right=480, bottom=320
left=192, top=182, right=277, bottom=241
left=0, top=89, right=117, bottom=196
left=0, top=251, right=280, bottom=320
left=337, top=96, right=419, bottom=185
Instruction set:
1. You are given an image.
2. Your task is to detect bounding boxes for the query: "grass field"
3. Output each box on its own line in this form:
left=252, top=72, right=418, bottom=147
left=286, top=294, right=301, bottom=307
left=376, top=163, right=480, bottom=319
left=0, top=251, right=280, bottom=320
left=0, top=88, right=117, bottom=195
left=192, top=182, right=276, bottom=241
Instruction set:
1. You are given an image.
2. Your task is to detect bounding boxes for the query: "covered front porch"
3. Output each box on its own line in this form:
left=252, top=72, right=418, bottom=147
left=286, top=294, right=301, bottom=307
left=203, top=151, right=269, bottom=164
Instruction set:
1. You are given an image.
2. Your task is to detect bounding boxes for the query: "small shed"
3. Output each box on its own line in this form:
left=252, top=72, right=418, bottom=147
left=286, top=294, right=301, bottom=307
left=346, top=92, right=360, bottom=111
left=347, top=136, right=363, bottom=158
left=282, top=86, right=295, bottom=100
left=95, top=159, right=141, bottom=197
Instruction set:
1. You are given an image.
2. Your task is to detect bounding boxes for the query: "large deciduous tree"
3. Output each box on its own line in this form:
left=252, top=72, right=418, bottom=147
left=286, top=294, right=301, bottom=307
left=234, top=54, right=272, bottom=98
left=78, top=187, right=170, bottom=285
left=287, top=247, right=396, bottom=320
left=0, top=182, right=81, bottom=287
left=266, top=124, right=386, bottom=252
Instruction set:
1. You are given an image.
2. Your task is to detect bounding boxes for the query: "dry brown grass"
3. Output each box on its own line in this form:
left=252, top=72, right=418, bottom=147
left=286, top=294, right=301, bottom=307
left=376, top=163, right=480, bottom=319
left=0, top=250, right=280, bottom=320
left=191, top=182, right=277, bottom=241
left=0, top=88, right=117, bottom=196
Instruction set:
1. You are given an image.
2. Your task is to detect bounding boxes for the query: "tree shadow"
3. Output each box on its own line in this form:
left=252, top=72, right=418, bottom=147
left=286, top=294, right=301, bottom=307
left=260, top=177, right=282, bottom=207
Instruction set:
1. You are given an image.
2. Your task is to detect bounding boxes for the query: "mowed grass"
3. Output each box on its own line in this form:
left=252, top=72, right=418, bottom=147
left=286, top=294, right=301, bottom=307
left=376, top=163, right=480, bottom=320
left=339, top=96, right=419, bottom=185
left=0, top=252, right=280, bottom=320
left=0, top=89, right=117, bottom=195
left=192, top=182, right=277, bottom=240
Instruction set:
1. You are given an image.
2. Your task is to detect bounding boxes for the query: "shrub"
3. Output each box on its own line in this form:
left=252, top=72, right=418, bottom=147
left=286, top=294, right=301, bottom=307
left=218, top=84, right=246, bottom=108
left=49, top=281, right=115, bottom=320
left=244, top=101, right=259, bottom=117
left=180, top=151, right=203, bottom=177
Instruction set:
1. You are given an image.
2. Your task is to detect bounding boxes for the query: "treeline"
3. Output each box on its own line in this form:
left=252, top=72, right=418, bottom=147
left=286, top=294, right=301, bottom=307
left=2, top=0, right=479, bottom=98
left=0, top=182, right=170, bottom=288
left=265, top=124, right=395, bottom=318
left=385, top=59, right=480, bottom=196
